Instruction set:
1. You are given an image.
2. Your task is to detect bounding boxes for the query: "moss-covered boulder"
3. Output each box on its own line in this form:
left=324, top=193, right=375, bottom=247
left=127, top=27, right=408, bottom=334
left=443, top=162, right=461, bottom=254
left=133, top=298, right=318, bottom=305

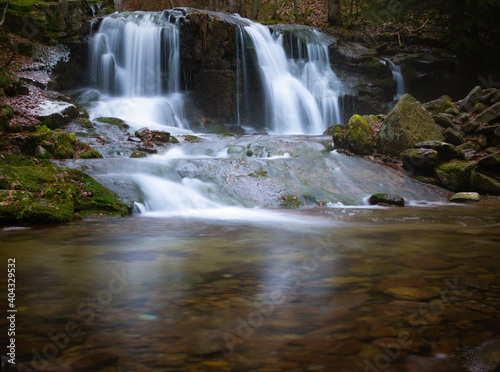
left=0, top=164, right=129, bottom=224
left=377, top=94, right=444, bottom=156
left=333, top=114, right=374, bottom=155
left=473, top=173, right=500, bottom=195
left=368, top=193, right=405, bottom=207
left=435, top=160, right=477, bottom=191
left=415, top=140, right=465, bottom=161
left=423, top=95, right=453, bottom=115
left=400, top=148, right=440, bottom=174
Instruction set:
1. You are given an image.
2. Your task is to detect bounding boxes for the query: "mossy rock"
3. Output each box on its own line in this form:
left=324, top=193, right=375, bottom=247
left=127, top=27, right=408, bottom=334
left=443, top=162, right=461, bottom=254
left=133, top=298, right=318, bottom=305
left=333, top=115, right=374, bottom=155
left=400, top=148, right=440, bottom=174
left=435, top=160, right=477, bottom=192
left=79, top=149, right=102, bottom=159
left=280, top=194, right=301, bottom=208
left=0, top=104, right=14, bottom=132
left=0, top=164, right=129, bottom=224
left=95, top=117, right=129, bottom=131
left=377, top=94, right=444, bottom=156
left=130, top=151, right=147, bottom=158
left=181, top=135, right=203, bottom=143
left=368, top=193, right=405, bottom=206
left=423, top=95, right=453, bottom=115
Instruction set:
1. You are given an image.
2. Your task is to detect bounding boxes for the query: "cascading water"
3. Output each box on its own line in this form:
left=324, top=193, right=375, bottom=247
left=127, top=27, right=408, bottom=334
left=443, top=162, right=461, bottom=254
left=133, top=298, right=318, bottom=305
left=240, top=23, right=343, bottom=134
left=86, top=11, right=187, bottom=131
left=385, top=58, right=406, bottom=100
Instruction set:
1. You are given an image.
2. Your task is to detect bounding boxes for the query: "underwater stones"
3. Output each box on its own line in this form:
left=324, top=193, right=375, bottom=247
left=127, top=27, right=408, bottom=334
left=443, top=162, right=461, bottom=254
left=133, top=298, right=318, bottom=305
left=423, top=95, right=453, bottom=115
left=382, top=287, right=439, bottom=301
left=462, top=339, right=500, bottom=372
left=435, top=161, right=477, bottom=192
left=368, top=193, right=405, bottom=207
left=449, top=192, right=480, bottom=203
left=377, top=94, right=443, bottom=156
left=333, top=114, right=374, bottom=155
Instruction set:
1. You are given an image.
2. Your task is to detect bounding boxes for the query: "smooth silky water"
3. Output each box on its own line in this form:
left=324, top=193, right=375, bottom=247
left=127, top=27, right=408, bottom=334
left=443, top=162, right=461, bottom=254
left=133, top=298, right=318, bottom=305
left=1, top=203, right=500, bottom=371
left=4, top=10, right=499, bottom=372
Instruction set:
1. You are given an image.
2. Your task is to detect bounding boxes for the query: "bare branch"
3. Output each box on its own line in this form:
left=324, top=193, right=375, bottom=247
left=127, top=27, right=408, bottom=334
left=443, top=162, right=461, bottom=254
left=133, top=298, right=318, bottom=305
left=0, top=0, right=10, bottom=26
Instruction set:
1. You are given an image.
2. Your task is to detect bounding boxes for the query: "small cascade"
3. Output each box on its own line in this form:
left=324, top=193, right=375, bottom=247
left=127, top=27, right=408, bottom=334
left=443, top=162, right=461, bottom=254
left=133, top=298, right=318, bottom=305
left=385, top=58, right=406, bottom=100
left=239, top=23, right=343, bottom=134
left=87, top=12, right=187, bottom=131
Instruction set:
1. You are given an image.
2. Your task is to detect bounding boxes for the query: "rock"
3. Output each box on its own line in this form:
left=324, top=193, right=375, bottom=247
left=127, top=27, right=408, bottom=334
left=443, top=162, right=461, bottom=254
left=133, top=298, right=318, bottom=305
left=474, top=101, right=500, bottom=124
left=0, top=104, right=14, bottom=132
left=443, top=127, right=465, bottom=145
left=95, top=117, right=129, bottom=130
left=415, top=140, right=465, bottom=160
left=481, top=89, right=500, bottom=105
left=127, top=136, right=142, bottom=143
left=460, top=86, right=484, bottom=112
left=433, top=113, right=455, bottom=129
left=377, top=94, right=443, bottom=156
left=478, top=151, right=500, bottom=170
left=400, top=148, right=440, bottom=174
left=473, top=173, right=500, bottom=195
left=333, top=114, right=374, bottom=155
left=383, top=287, right=438, bottom=300
left=449, top=192, right=480, bottom=202
left=463, top=118, right=482, bottom=134
left=435, top=161, right=477, bottom=191
left=462, top=339, right=500, bottom=372
left=138, top=147, right=158, bottom=154
left=423, top=95, right=453, bottom=115
left=324, top=124, right=344, bottom=135
left=151, top=131, right=171, bottom=144
left=135, top=127, right=150, bottom=138
left=477, top=124, right=500, bottom=135
left=36, top=100, right=80, bottom=130
left=473, top=102, right=489, bottom=114
left=445, top=107, right=460, bottom=116
left=35, top=145, right=49, bottom=158
left=130, top=151, right=148, bottom=158
left=368, top=193, right=405, bottom=207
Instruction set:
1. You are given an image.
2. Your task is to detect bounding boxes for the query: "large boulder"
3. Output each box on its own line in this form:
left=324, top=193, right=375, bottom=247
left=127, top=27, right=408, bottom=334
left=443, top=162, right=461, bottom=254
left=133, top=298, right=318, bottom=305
left=435, top=160, right=477, bottom=191
left=460, top=86, right=484, bottom=112
left=333, top=114, right=374, bottom=155
left=377, top=94, right=443, bottom=156
left=400, top=148, right=440, bottom=174
left=473, top=173, right=500, bottom=195
left=423, top=95, right=453, bottom=115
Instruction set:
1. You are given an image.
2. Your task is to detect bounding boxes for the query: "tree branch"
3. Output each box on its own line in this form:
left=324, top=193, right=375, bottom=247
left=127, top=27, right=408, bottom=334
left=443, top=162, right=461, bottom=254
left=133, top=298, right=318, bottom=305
left=0, top=0, right=10, bottom=26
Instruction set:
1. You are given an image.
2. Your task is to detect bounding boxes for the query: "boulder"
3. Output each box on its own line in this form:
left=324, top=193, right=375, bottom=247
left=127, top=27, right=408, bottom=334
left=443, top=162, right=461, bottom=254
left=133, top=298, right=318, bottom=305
left=435, top=161, right=477, bottom=191
left=473, top=173, right=500, bottom=195
left=474, top=101, right=500, bottom=124
left=460, top=86, right=484, bottom=112
left=463, top=118, right=482, bottom=134
left=433, top=113, right=455, bottom=129
left=400, top=148, right=440, bottom=174
left=415, top=140, right=465, bottom=161
left=36, top=100, right=80, bottom=130
left=449, top=192, right=480, bottom=202
left=443, top=127, right=465, bottom=145
left=480, top=89, right=500, bottom=105
left=423, top=95, right=453, bottom=115
left=368, top=193, right=405, bottom=207
left=333, top=114, right=374, bottom=155
left=377, top=94, right=443, bottom=156
left=478, top=151, right=500, bottom=170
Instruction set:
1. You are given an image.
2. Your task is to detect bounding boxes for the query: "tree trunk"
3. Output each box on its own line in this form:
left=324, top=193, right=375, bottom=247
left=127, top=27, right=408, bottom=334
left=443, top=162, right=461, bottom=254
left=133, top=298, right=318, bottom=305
left=328, top=0, right=341, bottom=26
left=294, top=0, right=298, bottom=23
left=229, top=0, right=235, bottom=13
left=168, top=0, right=174, bottom=9
left=250, top=0, right=260, bottom=19
left=271, top=0, right=278, bottom=19
left=240, top=0, right=247, bottom=17
left=1, top=0, right=10, bottom=26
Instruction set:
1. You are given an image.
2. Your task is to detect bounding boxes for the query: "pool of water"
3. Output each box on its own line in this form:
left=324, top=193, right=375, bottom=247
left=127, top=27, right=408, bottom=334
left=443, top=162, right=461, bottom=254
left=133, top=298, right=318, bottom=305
left=1, top=204, right=499, bottom=371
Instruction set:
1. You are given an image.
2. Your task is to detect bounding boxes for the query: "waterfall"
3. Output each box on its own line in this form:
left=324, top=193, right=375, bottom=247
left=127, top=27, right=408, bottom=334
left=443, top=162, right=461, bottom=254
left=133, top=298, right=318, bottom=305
left=385, top=59, right=406, bottom=100
left=240, top=23, right=343, bottom=134
left=88, top=12, right=187, bottom=131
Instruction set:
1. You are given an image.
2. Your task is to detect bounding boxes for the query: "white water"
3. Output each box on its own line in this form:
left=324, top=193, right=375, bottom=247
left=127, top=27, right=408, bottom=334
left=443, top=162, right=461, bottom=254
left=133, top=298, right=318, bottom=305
left=385, top=59, right=406, bottom=100
left=87, top=12, right=187, bottom=131
left=242, top=23, right=343, bottom=134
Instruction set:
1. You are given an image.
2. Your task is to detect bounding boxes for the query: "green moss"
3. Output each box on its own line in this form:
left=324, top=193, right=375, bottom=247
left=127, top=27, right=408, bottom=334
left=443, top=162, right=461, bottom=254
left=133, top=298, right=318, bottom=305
left=249, top=170, right=267, bottom=177
left=35, top=124, right=51, bottom=133
left=79, top=149, right=102, bottom=159
left=280, top=194, right=301, bottom=208
left=182, top=135, right=203, bottom=143
left=95, top=117, right=129, bottom=131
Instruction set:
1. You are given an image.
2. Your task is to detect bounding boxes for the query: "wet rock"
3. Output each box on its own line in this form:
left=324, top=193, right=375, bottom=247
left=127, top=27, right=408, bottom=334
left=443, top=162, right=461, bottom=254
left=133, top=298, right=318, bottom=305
left=423, top=95, right=453, bottom=115
left=383, top=287, right=439, bottom=301
left=95, top=117, right=129, bottom=131
left=368, top=193, right=405, bottom=207
left=460, top=86, right=484, bottom=112
left=416, top=140, right=465, bottom=161
left=449, top=192, right=480, bottom=202
left=473, top=173, right=500, bottom=195
left=400, top=148, right=440, bottom=173
left=443, top=127, right=465, bottom=145
left=435, top=160, right=477, bottom=191
left=333, top=114, right=374, bottom=155
left=36, top=100, right=81, bottom=130
left=135, top=127, right=150, bottom=138
left=324, top=123, right=344, bottom=135
left=462, top=339, right=500, bottom=372
left=434, top=113, right=455, bottom=129
left=138, top=147, right=158, bottom=154
left=127, top=136, right=142, bottom=143
left=377, top=94, right=443, bottom=156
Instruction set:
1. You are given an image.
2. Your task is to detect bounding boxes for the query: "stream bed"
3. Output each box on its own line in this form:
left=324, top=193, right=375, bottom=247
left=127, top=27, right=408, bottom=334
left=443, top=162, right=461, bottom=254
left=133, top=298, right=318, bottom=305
left=1, top=200, right=499, bottom=371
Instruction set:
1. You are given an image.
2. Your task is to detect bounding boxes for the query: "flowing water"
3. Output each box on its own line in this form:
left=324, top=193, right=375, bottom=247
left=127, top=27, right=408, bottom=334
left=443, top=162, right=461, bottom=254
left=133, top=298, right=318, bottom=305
left=7, top=10, right=498, bottom=372
left=385, top=59, right=406, bottom=101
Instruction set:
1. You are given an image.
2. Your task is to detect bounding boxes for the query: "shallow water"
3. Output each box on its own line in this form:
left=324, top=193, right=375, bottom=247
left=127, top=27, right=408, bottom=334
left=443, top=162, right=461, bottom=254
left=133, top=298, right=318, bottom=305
left=1, top=204, right=499, bottom=372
